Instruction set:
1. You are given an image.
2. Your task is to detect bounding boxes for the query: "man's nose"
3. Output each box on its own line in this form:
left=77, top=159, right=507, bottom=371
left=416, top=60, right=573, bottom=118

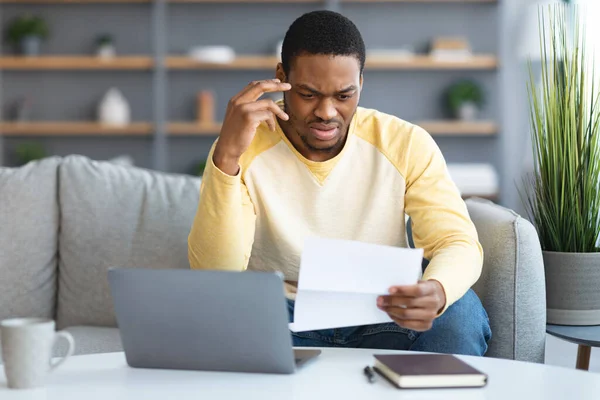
left=314, top=98, right=337, bottom=122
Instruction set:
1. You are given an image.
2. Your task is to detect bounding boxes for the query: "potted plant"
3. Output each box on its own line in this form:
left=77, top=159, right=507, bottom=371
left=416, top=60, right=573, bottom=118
left=444, top=79, right=484, bottom=121
left=523, top=4, right=600, bottom=325
left=14, top=142, right=46, bottom=166
left=95, top=33, right=116, bottom=59
left=193, top=160, right=207, bottom=177
left=6, top=14, right=50, bottom=56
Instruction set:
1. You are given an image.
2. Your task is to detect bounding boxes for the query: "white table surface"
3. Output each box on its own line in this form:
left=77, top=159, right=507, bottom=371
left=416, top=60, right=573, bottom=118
left=1, top=348, right=599, bottom=399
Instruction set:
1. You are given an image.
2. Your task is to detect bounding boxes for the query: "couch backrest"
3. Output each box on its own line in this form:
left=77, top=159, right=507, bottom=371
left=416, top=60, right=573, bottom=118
left=466, top=198, right=546, bottom=363
left=56, top=156, right=201, bottom=329
left=0, top=157, right=61, bottom=321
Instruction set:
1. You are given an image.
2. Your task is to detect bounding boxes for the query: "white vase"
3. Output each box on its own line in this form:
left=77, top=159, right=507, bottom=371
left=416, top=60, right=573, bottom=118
left=98, top=88, right=131, bottom=126
left=457, top=102, right=479, bottom=121
left=97, top=44, right=116, bottom=59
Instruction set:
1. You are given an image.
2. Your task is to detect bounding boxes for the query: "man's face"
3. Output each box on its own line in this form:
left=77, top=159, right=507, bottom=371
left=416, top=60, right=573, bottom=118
left=276, top=53, right=362, bottom=162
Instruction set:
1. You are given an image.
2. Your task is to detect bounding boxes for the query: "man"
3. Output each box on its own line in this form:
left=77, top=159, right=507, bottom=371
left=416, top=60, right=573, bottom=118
left=188, top=10, right=491, bottom=356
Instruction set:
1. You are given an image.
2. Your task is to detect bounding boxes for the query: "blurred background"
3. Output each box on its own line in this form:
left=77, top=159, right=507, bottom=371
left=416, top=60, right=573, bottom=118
left=0, top=0, right=588, bottom=217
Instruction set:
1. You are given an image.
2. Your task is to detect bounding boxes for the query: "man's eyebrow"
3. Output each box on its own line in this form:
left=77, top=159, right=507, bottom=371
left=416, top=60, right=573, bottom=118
left=296, top=84, right=357, bottom=94
left=338, top=85, right=357, bottom=93
left=296, top=84, right=321, bottom=95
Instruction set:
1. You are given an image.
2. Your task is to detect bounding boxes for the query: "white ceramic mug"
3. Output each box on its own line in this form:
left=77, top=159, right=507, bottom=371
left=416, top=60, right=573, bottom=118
left=0, top=318, right=75, bottom=389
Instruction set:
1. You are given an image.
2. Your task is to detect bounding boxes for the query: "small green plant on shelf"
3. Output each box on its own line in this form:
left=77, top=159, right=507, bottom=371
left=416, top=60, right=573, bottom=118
left=95, top=33, right=116, bottom=58
left=6, top=14, right=50, bottom=56
left=194, top=160, right=207, bottom=177
left=14, top=142, right=47, bottom=166
left=444, top=79, right=485, bottom=121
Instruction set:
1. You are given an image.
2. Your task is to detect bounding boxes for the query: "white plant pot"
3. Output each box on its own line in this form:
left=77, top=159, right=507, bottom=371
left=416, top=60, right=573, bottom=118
left=21, top=35, right=42, bottom=57
left=97, top=44, right=116, bottom=59
left=98, top=88, right=131, bottom=127
left=544, top=251, right=600, bottom=326
left=457, top=102, right=479, bottom=121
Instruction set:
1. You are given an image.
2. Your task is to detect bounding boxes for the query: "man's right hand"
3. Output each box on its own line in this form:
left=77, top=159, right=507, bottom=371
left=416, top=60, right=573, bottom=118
left=213, top=79, right=291, bottom=176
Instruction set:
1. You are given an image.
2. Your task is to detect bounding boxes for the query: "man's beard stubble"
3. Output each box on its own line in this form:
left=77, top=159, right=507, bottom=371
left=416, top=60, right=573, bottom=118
left=282, top=97, right=345, bottom=154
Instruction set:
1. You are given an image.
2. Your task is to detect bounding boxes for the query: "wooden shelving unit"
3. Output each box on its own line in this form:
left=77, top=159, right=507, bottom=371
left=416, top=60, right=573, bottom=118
left=0, top=0, right=150, bottom=3
left=0, top=122, right=153, bottom=136
left=0, top=121, right=497, bottom=136
left=167, top=55, right=497, bottom=70
left=366, top=55, right=497, bottom=70
left=164, top=121, right=497, bottom=136
left=167, top=0, right=496, bottom=3
left=418, top=121, right=497, bottom=136
left=0, top=56, right=153, bottom=71
left=166, top=56, right=278, bottom=70
left=341, top=0, right=496, bottom=3
left=168, top=122, right=222, bottom=135
left=0, top=55, right=496, bottom=71
left=169, top=0, right=321, bottom=2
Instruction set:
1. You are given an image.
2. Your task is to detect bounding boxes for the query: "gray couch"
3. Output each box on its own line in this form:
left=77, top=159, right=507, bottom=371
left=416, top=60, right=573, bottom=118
left=0, top=155, right=546, bottom=363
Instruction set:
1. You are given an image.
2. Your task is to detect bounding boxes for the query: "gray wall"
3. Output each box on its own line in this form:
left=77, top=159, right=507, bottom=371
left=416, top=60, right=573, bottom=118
left=0, top=0, right=534, bottom=214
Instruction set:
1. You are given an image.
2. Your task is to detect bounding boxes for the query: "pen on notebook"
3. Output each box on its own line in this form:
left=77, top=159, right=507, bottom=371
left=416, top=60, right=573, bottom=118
left=364, top=366, right=375, bottom=383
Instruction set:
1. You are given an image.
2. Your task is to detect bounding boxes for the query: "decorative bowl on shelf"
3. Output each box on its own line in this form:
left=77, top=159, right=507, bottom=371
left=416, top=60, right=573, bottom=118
left=188, top=46, right=235, bottom=64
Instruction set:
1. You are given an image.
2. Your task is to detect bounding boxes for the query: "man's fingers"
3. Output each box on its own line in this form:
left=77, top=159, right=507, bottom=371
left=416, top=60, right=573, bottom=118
left=388, top=281, right=435, bottom=298
left=242, top=99, right=289, bottom=121
left=383, top=306, right=437, bottom=322
left=247, top=110, right=278, bottom=131
left=266, top=114, right=277, bottom=132
left=236, top=80, right=291, bottom=103
left=378, top=294, right=438, bottom=309
left=231, top=79, right=276, bottom=102
left=390, top=317, right=433, bottom=332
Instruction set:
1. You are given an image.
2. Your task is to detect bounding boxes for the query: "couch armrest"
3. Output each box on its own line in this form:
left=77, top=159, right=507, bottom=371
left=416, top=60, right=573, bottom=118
left=466, top=198, right=546, bottom=363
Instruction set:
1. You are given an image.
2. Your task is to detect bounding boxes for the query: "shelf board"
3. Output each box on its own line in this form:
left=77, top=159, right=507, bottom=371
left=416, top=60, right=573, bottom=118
left=169, top=122, right=222, bottom=135
left=167, top=56, right=279, bottom=70
left=169, top=0, right=321, bottom=2
left=0, top=0, right=150, bottom=2
left=167, top=55, right=497, bottom=70
left=0, top=122, right=153, bottom=136
left=0, top=56, right=153, bottom=70
left=342, top=0, right=496, bottom=3
left=166, top=121, right=497, bottom=136
left=0, top=121, right=497, bottom=137
left=366, top=55, right=497, bottom=70
left=168, top=0, right=495, bottom=2
left=0, top=55, right=497, bottom=71
left=418, top=121, right=498, bottom=135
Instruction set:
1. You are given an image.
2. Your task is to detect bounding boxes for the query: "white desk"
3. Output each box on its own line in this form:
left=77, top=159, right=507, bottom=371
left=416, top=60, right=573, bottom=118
left=1, top=348, right=599, bottom=399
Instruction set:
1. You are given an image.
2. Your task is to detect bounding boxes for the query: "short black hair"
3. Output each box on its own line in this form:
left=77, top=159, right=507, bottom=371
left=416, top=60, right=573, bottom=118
left=281, top=10, right=366, bottom=76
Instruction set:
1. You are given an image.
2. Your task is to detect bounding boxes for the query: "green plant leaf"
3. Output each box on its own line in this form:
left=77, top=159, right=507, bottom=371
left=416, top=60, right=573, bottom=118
left=6, top=15, right=50, bottom=45
left=522, top=4, right=600, bottom=253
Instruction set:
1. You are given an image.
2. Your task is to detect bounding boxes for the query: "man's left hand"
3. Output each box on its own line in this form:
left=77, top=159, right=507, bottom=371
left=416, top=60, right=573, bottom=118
left=377, top=280, right=446, bottom=332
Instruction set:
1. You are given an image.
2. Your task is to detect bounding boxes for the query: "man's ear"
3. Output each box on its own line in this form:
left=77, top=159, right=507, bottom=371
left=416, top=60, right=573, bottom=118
left=276, top=63, right=287, bottom=83
left=359, top=73, right=364, bottom=91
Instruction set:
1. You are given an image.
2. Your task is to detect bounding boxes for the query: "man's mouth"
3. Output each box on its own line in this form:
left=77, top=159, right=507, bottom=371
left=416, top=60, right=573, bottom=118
left=309, top=124, right=339, bottom=141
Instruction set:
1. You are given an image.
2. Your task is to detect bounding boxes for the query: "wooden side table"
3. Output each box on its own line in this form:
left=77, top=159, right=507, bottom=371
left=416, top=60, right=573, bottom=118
left=546, top=324, right=600, bottom=370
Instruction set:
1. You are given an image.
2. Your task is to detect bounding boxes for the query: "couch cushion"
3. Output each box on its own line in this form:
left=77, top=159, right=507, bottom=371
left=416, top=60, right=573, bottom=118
left=53, top=326, right=123, bottom=357
left=0, top=157, right=61, bottom=321
left=57, top=155, right=201, bottom=329
left=466, top=198, right=546, bottom=363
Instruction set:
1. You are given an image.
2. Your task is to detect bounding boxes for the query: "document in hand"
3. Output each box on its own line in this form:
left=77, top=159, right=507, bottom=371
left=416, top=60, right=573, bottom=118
left=289, top=237, right=424, bottom=332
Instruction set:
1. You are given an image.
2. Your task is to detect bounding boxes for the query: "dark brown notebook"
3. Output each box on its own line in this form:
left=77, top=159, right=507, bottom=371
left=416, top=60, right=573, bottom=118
left=373, top=354, right=488, bottom=389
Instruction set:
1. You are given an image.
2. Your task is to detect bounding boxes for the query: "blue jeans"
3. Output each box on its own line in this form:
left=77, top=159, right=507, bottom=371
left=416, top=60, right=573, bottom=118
left=288, top=288, right=492, bottom=356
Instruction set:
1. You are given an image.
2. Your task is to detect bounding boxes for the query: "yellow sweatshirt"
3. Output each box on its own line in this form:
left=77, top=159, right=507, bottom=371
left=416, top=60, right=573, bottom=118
left=188, top=106, right=483, bottom=313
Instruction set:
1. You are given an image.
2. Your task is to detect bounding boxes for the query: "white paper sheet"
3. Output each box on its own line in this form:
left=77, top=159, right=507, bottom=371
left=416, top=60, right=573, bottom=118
left=289, top=237, right=424, bottom=332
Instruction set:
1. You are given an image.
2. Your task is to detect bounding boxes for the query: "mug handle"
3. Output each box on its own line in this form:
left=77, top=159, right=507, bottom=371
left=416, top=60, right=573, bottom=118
left=50, top=331, right=75, bottom=372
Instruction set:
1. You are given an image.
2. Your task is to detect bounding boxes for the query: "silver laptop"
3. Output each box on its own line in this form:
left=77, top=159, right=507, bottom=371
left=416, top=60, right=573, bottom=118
left=108, top=268, right=320, bottom=374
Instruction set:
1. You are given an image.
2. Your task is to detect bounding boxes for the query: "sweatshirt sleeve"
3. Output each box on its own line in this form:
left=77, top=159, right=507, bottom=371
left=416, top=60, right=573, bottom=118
left=403, top=126, right=484, bottom=314
left=188, top=144, right=256, bottom=271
